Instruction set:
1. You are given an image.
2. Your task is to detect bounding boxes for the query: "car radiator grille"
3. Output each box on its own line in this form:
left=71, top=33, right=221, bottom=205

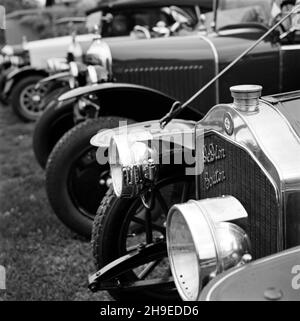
left=198, top=133, right=279, bottom=259
left=116, top=64, right=204, bottom=102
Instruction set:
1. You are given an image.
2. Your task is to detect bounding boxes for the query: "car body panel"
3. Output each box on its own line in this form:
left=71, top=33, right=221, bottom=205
left=24, top=34, right=96, bottom=70
left=200, top=246, right=300, bottom=301
left=108, top=28, right=281, bottom=114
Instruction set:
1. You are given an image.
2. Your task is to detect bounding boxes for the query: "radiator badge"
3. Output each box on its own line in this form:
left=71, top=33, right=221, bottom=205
left=224, top=112, right=234, bottom=136
left=204, top=143, right=226, bottom=190
left=204, top=143, right=226, bottom=164
left=204, top=170, right=226, bottom=190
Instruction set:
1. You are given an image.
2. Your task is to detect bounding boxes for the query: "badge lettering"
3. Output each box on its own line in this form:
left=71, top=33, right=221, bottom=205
left=204, top=143, right=226, bottom=164
left=204, top=170, right=226, bottom=190
left=203, top=143, right=226, bottom=190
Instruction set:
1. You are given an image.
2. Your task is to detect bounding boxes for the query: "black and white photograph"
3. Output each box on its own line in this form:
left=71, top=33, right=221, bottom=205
left=0, top=0, right=299, bottom=309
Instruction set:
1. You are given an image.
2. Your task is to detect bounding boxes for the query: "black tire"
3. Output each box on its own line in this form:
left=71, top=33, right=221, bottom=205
left=46, top=117, right=135, bottom=238
left=92, top=169, right=194, bottom=301
left=11, top=75, right=48, bottom=122
left=32, top=95, right=75, bottom=169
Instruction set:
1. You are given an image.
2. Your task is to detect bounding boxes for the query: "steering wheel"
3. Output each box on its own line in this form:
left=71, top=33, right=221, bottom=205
left=161, top=6, right=194, bottom=34
left=132, top=25, right=151, bottom=39
left=272, top=1, right=296, bottom=41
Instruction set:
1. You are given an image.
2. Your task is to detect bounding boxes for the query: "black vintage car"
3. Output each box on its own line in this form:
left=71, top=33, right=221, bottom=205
left=36, top=0, right=300, bottom=239
left=199, top=246, right=300, bottom=301
left=2, top=0, right=204, bottom=121
left=86, top=4, right=300, bottom=301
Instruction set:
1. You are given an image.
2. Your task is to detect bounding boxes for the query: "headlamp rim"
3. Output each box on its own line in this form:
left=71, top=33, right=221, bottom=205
left=166, top=196, right=250, bottom=301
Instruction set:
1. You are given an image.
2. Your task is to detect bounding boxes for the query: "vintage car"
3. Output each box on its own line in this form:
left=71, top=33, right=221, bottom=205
left=199, top=246, right=300, bottom=301
left=36, top=0, right=300, bottom=238
left=0, top=33, right=94, bottom=119
left=88, top=82, right=300, bottom=301
left=2, top=0, right=204, bottom=121
left=0, top=16, right=86, bottom=106
left=86, top=3, right=300, bottom=301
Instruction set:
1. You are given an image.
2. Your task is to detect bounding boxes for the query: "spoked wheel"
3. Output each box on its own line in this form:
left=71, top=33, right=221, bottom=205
left=92, top=168, right=194, bottom=301
left=11, top=75, right=48, bottom=121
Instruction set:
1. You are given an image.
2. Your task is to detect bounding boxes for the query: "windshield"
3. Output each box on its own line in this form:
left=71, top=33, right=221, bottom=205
left=87, top=6, right=201, bottom=37
left=204, top=0, right=275, bottom=30
left=101, top=7, right=195, bottom=37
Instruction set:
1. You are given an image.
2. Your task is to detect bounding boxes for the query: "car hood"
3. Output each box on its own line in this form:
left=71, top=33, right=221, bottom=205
left=91, top=119, right=196, bottom=150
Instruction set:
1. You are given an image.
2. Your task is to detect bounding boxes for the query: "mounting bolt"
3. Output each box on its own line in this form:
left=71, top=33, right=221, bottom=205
left=264, top=287, right=283, bottom=301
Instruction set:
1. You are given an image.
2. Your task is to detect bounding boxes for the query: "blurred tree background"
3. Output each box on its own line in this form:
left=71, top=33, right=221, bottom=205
left=2, top=0, right=100, bottom=42
left=0, top=0, right=39, bottom=14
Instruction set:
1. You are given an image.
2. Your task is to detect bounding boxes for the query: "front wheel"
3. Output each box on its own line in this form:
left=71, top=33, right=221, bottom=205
left=45, top=117, right=135, bottom=237
left=10, top=75, right=48, bottom=122
left=92, top=169, right=194, bottom=301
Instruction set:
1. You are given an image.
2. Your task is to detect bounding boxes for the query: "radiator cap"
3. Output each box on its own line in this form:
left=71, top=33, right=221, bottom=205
left=230, top=85, right=262, bottom=112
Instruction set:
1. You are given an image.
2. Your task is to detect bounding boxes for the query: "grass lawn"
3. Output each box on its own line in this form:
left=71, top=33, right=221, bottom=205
left=0, top=103, right=111, bottom=301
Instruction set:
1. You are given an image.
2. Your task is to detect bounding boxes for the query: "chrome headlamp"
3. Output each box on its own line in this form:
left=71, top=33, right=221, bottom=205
left=167, top=196, right=251, bottom=301
left=109, top=135, right=158, bottom=198
left=84, top=38, right=112, bottom=81
left=67, top=33, right=83, bottom=63
left=87, top=65, right=109, bottom=84
left=69, top=61, right=88, bottom=88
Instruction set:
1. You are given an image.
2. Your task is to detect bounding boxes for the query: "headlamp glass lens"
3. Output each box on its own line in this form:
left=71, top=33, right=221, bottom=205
left=109, top=141, right=123, bottom=197
left=168, top=210, right=200, bottom=300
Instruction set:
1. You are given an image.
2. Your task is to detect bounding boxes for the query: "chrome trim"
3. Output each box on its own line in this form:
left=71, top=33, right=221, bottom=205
left=198, top=34, right=219, bottom=105
left=123, top=65, right=203, bottom=73
left=281, top=44, right=300, bottom=50
left=167, top=196, right=250, bottom=301
left=85, top=38, right=113, bottom=78
left=196, top=98, right=300, bottom=251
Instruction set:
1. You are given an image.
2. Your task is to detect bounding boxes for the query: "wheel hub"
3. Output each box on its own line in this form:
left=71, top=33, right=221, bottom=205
left=20, top=84, right=47, bottom=116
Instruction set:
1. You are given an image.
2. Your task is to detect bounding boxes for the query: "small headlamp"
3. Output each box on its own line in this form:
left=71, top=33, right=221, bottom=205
left=167, top=196, right=251, bottom=301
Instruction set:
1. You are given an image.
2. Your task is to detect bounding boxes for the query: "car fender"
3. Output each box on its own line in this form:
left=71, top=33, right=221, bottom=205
left=199, top=246, right=300, bottom=301
left=58, top=82, right=177, bottom=103
left=58, top=82, right=204, bottom=121
left=36, top=71, right=71, bottom=91
left=4, top=66, right=49, bottom=97
left=39, top=71, right=71, bottom=85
